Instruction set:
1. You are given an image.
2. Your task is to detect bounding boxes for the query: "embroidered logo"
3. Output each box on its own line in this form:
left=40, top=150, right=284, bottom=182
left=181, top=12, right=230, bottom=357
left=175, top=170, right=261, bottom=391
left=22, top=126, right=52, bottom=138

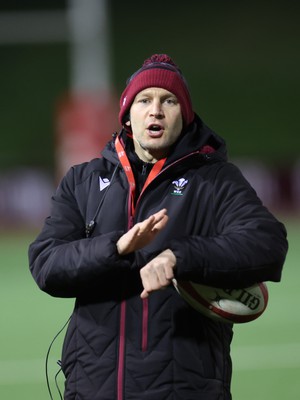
left=99, top=176, right=110, bottom=192
left=171, top=178, right=188, bottom=195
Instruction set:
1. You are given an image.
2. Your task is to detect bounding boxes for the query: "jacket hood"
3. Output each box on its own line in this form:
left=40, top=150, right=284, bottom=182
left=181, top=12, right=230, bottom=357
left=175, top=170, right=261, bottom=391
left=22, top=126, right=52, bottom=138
left=102, top=113, right=227, bottom=166
left=165, top=113, right=228, bottom=165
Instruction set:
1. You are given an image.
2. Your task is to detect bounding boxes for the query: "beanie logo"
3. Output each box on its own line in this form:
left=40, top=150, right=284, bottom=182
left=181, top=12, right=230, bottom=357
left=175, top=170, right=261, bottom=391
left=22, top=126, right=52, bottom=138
left=171, top=178, right=188, bottom=195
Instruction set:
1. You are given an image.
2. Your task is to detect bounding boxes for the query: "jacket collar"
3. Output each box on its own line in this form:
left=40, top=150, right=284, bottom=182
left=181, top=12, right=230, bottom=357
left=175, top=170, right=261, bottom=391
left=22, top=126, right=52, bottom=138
left=101, top=114, right=227, bottom=166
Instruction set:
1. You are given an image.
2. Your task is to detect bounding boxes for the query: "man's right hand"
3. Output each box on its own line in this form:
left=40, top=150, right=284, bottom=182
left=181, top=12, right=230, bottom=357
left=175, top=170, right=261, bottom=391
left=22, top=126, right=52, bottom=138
left=116, top=208, right=168, bottom=255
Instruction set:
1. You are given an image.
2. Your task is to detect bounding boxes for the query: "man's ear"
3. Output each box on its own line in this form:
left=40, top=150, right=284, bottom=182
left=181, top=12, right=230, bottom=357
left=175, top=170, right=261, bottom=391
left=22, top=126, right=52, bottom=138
left=125, top=120, right=131, bottom=126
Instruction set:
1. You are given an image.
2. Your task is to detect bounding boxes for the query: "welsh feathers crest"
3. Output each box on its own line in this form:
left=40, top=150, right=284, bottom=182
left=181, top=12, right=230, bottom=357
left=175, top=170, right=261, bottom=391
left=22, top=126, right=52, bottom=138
left=171, top=178, right=188, bottom=195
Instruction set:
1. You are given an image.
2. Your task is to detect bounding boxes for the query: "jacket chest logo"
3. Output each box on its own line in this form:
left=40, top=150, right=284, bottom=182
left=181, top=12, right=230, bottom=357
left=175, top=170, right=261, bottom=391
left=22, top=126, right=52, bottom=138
left=171, top=178, right=188, bottom=195
left=99, top=176, right=111, bottom=191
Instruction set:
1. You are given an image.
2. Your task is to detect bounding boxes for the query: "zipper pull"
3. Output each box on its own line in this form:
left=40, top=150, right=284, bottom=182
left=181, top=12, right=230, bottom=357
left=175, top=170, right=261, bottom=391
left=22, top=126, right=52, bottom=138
left=85, top=220, right=96, bottom=238
left=142, top=163, right=147, bottom=175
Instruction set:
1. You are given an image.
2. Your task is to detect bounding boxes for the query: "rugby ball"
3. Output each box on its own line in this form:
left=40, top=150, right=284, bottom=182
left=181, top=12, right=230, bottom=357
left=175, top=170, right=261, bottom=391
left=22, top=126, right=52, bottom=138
left=172, top=279, right=268, bottom=324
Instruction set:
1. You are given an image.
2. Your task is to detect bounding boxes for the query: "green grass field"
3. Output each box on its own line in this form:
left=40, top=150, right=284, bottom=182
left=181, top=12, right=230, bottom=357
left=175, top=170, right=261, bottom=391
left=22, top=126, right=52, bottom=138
left=0, top=217, right=299, bottom=399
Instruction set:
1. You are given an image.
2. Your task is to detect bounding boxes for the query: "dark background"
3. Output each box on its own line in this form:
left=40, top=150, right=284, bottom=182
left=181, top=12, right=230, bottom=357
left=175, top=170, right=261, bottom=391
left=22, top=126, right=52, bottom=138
left=0, top=0, right=299, bottom=169
left=0, top=0, right=299, bottom=226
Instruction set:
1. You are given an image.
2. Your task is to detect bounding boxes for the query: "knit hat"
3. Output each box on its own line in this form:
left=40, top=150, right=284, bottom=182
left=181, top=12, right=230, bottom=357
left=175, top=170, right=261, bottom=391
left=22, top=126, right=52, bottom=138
left=119, top=54, right=194, bottom=127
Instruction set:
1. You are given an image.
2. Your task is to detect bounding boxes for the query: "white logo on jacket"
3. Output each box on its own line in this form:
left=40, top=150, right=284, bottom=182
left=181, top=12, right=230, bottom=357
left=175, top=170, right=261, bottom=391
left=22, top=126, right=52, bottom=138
left=99, top=177, right=111, bottom=191
left=171, top=178, right=188, bottom=195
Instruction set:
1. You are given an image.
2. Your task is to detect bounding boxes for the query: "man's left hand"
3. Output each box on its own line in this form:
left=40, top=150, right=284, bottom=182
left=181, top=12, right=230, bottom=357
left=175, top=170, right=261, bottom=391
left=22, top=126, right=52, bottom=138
left=140, top=249, right=176, bottom=299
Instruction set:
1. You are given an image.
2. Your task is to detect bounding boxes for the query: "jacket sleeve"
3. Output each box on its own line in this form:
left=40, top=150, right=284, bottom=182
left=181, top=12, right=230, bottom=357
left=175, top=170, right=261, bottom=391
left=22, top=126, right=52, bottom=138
left=28, top=167, right=132, bottom=298
left=169, top=162, right=288, bottom=288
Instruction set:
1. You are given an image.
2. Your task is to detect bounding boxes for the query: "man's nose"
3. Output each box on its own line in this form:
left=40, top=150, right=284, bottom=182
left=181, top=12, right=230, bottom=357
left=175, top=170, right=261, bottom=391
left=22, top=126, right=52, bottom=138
left=149, top=100, right=164, bottom=118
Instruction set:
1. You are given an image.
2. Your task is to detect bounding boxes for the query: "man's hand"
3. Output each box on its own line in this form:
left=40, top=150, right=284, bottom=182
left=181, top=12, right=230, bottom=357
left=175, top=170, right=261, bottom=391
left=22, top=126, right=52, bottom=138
left=116, top=208, right=168, bottom=255
left=140, top=249, right=176, bottom=299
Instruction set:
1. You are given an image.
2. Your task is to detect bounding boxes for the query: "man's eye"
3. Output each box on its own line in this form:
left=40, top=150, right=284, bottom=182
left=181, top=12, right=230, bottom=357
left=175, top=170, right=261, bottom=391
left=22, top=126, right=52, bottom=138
left=139, top=98, right=150, bottom=103
left=165, top=98, right=177, bottom=105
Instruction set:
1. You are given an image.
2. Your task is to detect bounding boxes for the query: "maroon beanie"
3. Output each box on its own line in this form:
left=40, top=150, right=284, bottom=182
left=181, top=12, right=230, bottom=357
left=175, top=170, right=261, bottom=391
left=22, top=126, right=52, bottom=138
left=119, top=54, right=194, bottom=127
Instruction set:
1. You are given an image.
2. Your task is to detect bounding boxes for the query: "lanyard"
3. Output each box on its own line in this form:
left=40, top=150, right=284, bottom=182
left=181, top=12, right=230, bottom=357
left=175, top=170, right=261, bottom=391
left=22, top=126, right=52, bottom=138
left=115, top=135, right=166, bottom=217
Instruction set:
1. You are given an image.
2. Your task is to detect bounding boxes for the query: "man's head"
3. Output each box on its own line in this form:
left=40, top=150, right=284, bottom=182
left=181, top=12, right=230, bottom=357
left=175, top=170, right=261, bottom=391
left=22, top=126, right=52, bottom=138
left=119, top=54, right=194, bottom=162
left=119, top=54, right=194, bottom=128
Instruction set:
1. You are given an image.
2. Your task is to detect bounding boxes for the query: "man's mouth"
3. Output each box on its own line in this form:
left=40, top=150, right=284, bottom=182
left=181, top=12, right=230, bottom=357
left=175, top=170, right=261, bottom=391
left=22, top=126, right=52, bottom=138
left=147, top=124, right=164, bottom=137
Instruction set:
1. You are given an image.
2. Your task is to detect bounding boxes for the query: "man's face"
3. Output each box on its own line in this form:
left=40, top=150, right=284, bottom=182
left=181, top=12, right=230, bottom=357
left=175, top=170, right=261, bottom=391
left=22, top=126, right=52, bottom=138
left=126, top=87, right=183, bottom=163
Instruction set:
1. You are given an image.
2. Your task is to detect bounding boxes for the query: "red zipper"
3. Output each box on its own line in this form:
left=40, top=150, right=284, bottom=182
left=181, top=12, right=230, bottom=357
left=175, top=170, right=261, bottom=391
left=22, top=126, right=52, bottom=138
left=115, top=135, right=209, bottom=398
left=142, top=298, right=149, bottom=352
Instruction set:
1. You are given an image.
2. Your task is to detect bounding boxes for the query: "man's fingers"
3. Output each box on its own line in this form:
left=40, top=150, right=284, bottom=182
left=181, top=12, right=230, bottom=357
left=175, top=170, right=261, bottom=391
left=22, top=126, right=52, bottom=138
left=137, top=215, right=155, bottom=235
left=139, top=249, right=176, bottom=297
left=117, top=210, right=169, bottom=255
left=140, top=266, right=174, bottom=296
left=140, top=273, right=172, bottom=299
left=140, top=289, right=149, bottom=299
left=138, top=209, right=168, bottom=235
left=151, top=215, right=169, bottom=232
left=153, top=208, right=167, bottom=223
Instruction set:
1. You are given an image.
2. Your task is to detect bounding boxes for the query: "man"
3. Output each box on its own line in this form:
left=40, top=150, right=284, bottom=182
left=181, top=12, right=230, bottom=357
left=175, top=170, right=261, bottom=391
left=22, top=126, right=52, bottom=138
left=29, top=54, right=288, bottom=400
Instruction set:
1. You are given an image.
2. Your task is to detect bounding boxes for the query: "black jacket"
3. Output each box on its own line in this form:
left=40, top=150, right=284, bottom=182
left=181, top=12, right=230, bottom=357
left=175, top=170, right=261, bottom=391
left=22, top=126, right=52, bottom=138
left=29, top=116, right=288, bottom=400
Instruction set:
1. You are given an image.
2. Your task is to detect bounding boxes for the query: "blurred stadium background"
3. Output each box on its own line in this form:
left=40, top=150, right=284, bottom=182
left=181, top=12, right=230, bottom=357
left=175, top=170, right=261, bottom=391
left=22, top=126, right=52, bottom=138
left=0, top=0, right=299, bottom=399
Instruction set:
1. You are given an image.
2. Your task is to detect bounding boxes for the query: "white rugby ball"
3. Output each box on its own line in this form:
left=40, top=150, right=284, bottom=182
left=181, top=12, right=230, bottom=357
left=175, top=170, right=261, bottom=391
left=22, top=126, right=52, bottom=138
left=172, top=279, right=268, bottom=323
